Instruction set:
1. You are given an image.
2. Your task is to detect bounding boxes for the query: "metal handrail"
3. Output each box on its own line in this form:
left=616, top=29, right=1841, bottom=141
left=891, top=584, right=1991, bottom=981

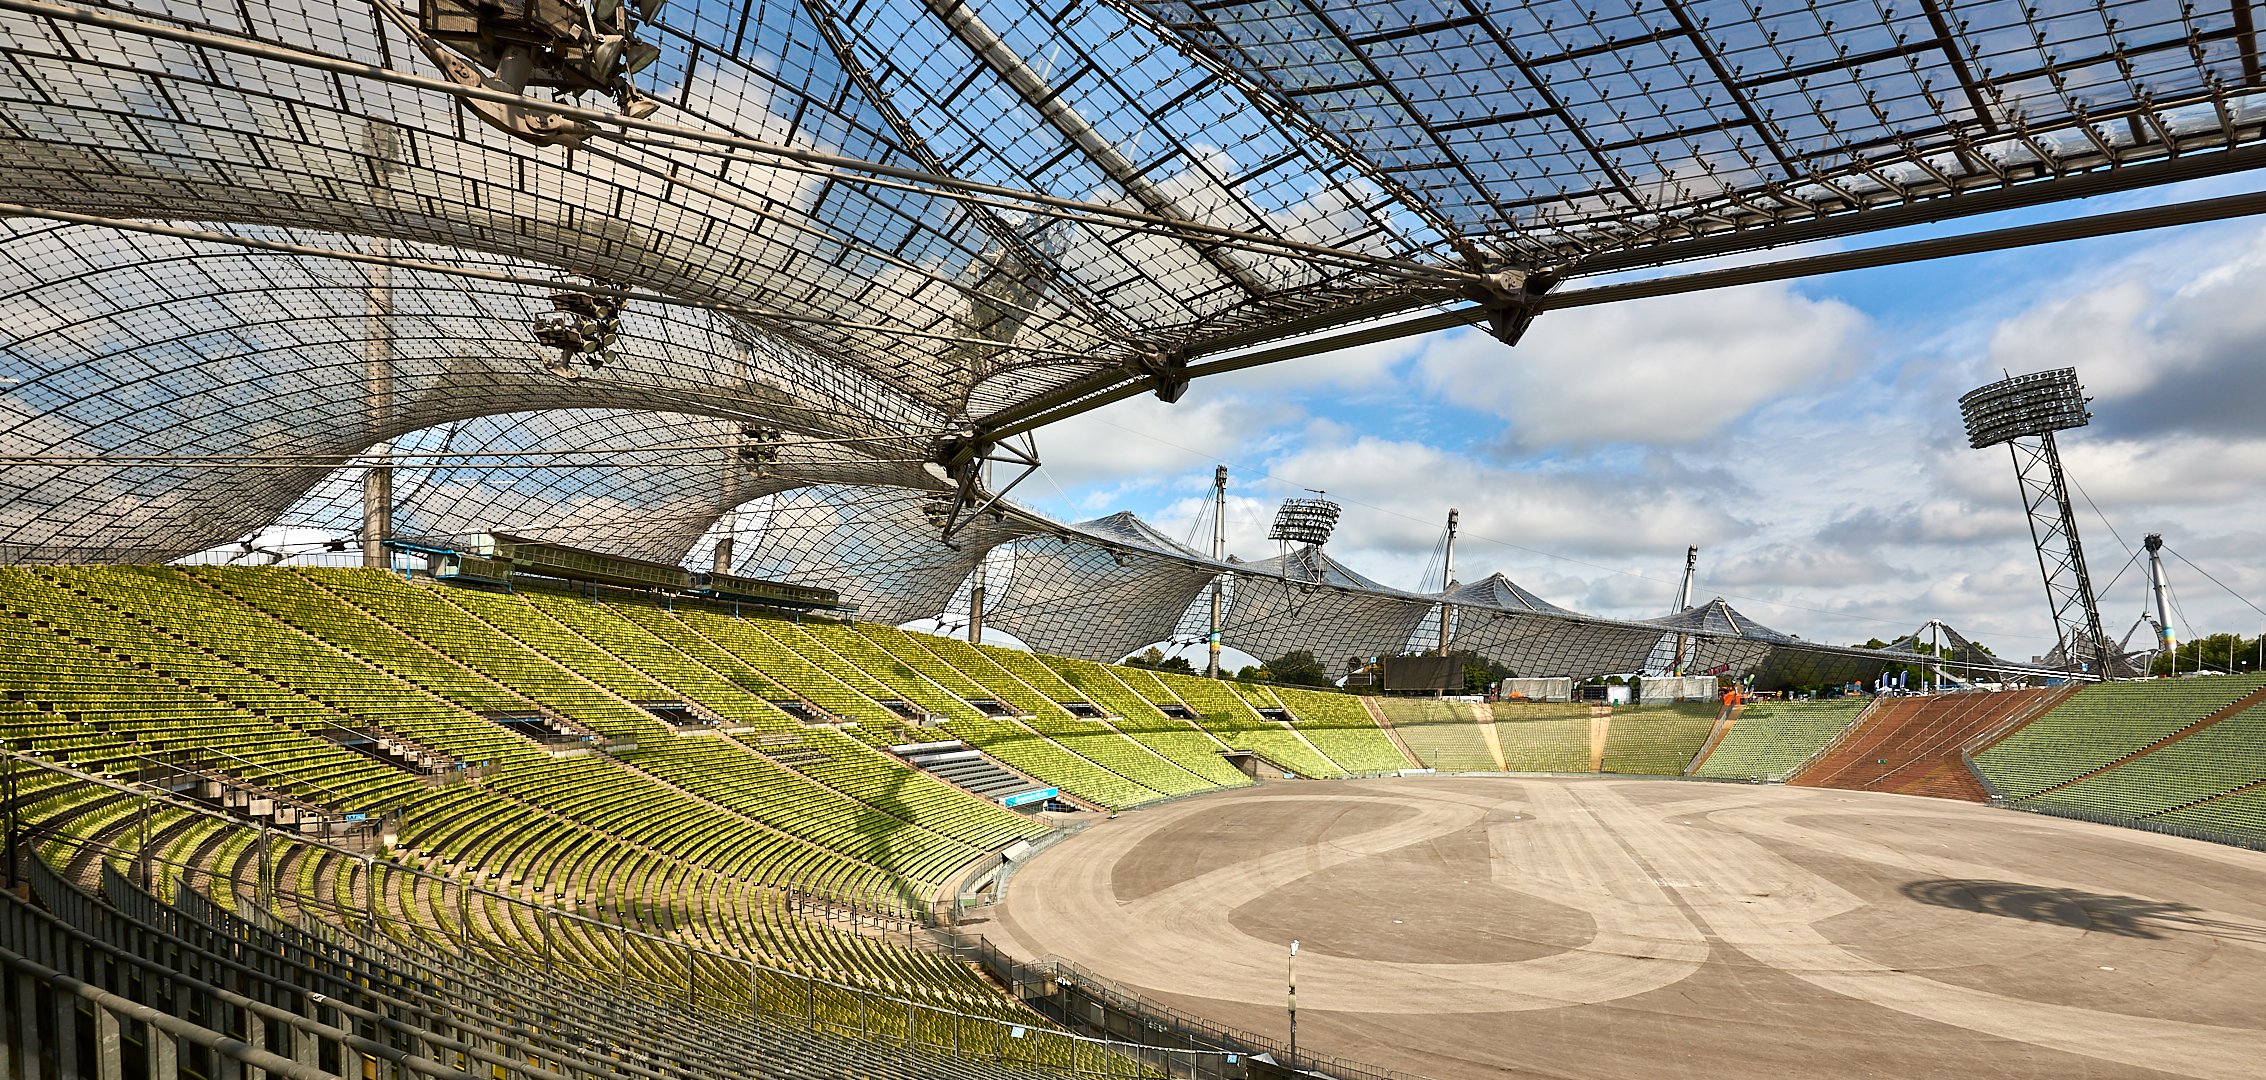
left=0, top=943, right=352, bottom=1080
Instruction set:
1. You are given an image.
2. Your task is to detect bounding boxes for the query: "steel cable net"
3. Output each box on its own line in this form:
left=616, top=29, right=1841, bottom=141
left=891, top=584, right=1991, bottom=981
left=691, top=484, right=1040, bottom=626
left=1453, top=610, right=1664, bottom=678
left=1440, top=572, right=1665, bottom=676
left=977, top=512, right=1223, bottom=662
left=0, top=0, right=2189, bottom=683
left=1215, top=545, right=1436, bottom=672
left=1137, top=0, right=2266, bottom=264
left=0, top=0, right=1440, bottom=421
left=0, top=220, right=939, bottom=562
left=256, top=409, right=895, bottom=564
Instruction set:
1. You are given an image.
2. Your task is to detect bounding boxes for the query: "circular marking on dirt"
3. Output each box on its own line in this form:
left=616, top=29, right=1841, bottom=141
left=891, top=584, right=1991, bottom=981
left=986, top=777, right=2266, bottom=1080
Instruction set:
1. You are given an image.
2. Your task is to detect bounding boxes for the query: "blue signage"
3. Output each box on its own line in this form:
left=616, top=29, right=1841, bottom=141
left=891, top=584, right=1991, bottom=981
left=1001, top=788, right=1058, bottom=808
left=344, top=813, right=369, bottom=822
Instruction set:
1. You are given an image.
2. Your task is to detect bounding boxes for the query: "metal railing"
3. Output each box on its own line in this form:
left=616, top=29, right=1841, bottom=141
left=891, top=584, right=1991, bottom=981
left=938, top=931, right=1425, bottom=1080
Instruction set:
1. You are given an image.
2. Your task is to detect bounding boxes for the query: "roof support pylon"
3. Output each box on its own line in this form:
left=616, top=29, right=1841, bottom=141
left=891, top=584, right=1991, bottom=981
left=1208, top=465, right=1227, bottom=677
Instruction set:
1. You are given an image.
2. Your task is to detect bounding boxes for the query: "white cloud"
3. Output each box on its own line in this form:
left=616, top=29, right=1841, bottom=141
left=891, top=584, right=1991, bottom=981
left=1018, top=216, right=2266, bottom=663
left=1416, top=283, right=1869, bottom=448
left=1029, top=393, right=1294, bottom=503
left=1257, top=434, right=1753, bottom=574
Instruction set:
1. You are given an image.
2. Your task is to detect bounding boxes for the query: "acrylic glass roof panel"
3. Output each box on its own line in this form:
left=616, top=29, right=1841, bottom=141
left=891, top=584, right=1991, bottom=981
left=981, top=526, right=1221, bottom=662
left=232, top=410, right=805, bottom=564
left=0, top=220, right=951, bottom=563
left=1445, top=571, right=1576, bottom=616
left=1242, top=544, right=1407, bottom=592
left=0, top=0, right=1457, bottom=429
left=1220, top=568, right=1436, bottom=667
left=1136, top=0, right=2266, bottom=265
left=1652, top=631, right=1778, bottom=677
left=1645, top=597, right=1798, bottom=642
left=1750, top=645, right=1903, bottom=688
left=1452, top=609, right=1661, bottom=679
left=707, top=485, right=1038, bottom=624
left=376, top=411, right=809, bottom=563
left=1064, top=511, right=1217, bottom=561
left=0, top=0, right=1075, bottom=412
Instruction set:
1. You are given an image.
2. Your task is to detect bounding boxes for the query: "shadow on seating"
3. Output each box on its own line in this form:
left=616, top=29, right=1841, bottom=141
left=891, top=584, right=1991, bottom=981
left=1900, top=878, right=2266, bottom=941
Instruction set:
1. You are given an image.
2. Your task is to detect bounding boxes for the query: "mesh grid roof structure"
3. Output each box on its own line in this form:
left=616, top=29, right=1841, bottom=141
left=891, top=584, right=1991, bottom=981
left=4, top=0, right=2227, bottom=681
left=1137, top=0, right=2266, bottom=266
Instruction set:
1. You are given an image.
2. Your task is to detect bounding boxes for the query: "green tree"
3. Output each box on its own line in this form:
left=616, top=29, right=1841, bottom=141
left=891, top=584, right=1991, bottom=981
left=2150, top=633, right=2262, bottom=676
left=1265, top=650, right=1331, bottom=687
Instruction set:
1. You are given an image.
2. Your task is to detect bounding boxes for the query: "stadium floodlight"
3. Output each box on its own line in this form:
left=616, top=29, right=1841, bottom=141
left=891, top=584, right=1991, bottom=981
left=1267, top=498, right=1341, bottom=547
left=1957, top=367, right=2090, bottom=449
left=1958, top=369, right=2113, bottom=677
left=389, top=0, right=667, bottom=145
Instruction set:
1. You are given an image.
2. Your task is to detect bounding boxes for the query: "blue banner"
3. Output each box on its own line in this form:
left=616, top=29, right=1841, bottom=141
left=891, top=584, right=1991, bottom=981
left=1001, top=788, right=1058, bottom=808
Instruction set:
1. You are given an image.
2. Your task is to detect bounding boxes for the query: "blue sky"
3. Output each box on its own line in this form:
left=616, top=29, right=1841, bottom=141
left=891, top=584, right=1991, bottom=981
left=1014, top=176, right=2266, bottom=664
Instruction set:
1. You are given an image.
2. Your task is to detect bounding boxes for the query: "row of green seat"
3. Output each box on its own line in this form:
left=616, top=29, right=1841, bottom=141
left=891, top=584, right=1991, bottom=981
left=2029, top=702, right=2266, bottom=821
left=1264, top=686, right=1411, bottom=773
left=433, top=584, right=1046, bottom=857
left=1599, top=704, right=1719, bottom=775
left=1377, top=698, right=1499, bottom=772
left=1693, top=699, right=1867, bottom=781
left=1499, top=715, right=1590, bottom=772
left=1976, top=675, right=2266, bottom=798
left=1037, top=657, right=1255, bottom=787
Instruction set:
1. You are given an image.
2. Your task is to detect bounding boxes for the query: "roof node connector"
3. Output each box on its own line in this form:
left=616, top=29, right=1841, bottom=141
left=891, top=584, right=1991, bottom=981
left=1130, top=344, right=1192, bottom=403
left=1459, top=267, right=1559, bottom=347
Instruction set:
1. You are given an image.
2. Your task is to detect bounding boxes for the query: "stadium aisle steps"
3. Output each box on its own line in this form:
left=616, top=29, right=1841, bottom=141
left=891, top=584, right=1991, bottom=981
left=1789, top=689, right=2063, bottom=800
left=902, top=643, right=1211, bottom=800
left=439, top=585, right=1042, bottom=854
left=872, top=631, right=1176, bottom=808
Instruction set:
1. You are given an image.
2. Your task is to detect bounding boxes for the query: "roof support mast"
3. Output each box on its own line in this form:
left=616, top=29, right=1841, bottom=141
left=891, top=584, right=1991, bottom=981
left=361, top=123, right=397, bottom=570
left=1437, top=509, right=1458, bottom=657
left=1672, top=546, right=1698, bottom=675
left=2146, top=533, right=2176, bottom=665
left=1208, top=465, right=1227, bottom=677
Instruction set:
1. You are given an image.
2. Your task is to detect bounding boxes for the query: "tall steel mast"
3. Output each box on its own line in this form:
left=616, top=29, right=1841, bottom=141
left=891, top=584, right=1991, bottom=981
left=1437, top=508, right=1458, bottom=656
left=1207, top=465, right=1227, bottom=677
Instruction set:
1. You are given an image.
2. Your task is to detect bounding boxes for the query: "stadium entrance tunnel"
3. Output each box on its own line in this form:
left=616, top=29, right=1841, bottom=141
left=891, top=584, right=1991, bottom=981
left=1219, top=750, right=1301, bottom=780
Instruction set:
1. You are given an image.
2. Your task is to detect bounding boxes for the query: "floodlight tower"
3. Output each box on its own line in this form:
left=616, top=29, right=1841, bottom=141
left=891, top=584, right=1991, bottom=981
left=1267, top=497, right=1341, bottom=582
left=1958, top=368, right=2114, bottom=677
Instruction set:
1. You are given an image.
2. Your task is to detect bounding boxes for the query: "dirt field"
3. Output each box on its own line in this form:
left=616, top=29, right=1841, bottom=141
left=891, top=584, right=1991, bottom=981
left=979, top=777, right=2266, bottom=1079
